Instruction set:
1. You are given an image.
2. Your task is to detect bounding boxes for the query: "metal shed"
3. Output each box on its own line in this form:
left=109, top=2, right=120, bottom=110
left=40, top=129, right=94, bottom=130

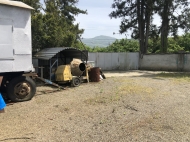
left=0, top=0, right=33, bottom=73
left=33, top=47, right=88, bottom=80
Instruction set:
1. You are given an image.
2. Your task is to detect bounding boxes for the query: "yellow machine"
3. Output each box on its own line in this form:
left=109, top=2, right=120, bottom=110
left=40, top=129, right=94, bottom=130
left=55, top=65, right=72, bottom=82
left=55, top=62, right=86, bottom=87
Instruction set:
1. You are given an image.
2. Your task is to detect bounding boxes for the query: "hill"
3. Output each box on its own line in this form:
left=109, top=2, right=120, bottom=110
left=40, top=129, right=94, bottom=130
left=81, top=35, right=117, bottom=47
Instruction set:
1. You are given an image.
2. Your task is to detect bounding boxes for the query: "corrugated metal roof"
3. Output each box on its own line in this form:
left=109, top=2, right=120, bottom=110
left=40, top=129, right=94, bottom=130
left=0, top=0, right=34, bottom=10
left=34, top=47, right=84, bottom=60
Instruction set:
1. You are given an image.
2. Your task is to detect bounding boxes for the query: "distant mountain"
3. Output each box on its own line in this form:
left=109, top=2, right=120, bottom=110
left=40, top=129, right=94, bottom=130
left=80, top=35, right=117, bottom=48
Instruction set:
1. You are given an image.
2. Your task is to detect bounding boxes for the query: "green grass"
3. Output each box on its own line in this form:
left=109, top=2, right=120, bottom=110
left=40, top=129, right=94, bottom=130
left=156, top=72, right=190, bottom=81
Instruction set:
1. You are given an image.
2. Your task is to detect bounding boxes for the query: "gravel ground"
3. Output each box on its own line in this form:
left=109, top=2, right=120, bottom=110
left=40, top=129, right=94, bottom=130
left=0, top=71, right=190, bottom=142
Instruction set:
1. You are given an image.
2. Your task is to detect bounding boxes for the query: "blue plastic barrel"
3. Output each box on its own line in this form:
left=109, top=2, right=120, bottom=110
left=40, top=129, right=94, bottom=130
left=0, top=93, right=6, bottom=110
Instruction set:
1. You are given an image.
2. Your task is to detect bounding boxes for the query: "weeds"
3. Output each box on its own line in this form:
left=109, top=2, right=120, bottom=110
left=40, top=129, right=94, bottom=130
left=84, top=79, right=156, bottom=105
left=119, top=83, right=154, bottom=97
left=157, top=72, right=190, bottom=82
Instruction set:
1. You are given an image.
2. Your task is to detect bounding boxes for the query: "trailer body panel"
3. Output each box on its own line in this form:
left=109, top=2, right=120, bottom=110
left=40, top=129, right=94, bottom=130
left=0, top=3, right=33, bottom=73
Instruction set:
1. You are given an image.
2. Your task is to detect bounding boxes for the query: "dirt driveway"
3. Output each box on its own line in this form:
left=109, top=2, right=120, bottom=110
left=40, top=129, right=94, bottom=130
left=103, top=70, right=163, bottom=77
left=0, top=71, right=190, bottom=142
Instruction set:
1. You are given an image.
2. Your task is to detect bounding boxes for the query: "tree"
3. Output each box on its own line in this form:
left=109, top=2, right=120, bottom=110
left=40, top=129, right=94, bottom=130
left=109, top=0, right=155, bottom=54
left=43, top=0, right=87, bottom=48
left=32, top=13, right=45, bottom=52
left=42, top=0, right=86, bottom=48
left=175, top=33, right=190, bottom=52
left=155, top=0, right=190, bottom=53
left=15, top=0, right=87, bottom=52
left=14, top=0, right=43, bottom=52
left=59, top=0, right=87, bottom=24
left=110, top=0, right=190, bottom=54
left=158, top=0, right=172, bottom=53
left=106, top=39, right=139, bottom=52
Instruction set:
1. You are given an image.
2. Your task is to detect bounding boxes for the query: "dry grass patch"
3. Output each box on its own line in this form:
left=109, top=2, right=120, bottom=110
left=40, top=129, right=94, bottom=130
left=119, top=84, right=154, bottom=95
left=84, top=91, right=122, bottom=105
left=84, top=78, right=157, bottom=105
left=156, top=72, right=190, bottom=82
left=117, top=78, right=155, bottom=97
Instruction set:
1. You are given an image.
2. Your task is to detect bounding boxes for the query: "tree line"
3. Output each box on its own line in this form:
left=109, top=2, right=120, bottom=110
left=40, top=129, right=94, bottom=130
left=109, top=0, right=190, bottom=54
left=15, top=0, right=87, bottom=53
left=84, top=33, right=190, bottom=53
left=15, top=0, right=190, bottom=54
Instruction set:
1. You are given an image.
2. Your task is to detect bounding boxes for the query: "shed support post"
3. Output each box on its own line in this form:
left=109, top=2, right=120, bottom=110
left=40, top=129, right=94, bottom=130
left=49, top=59, right=51, bottom=81
left=57, top=54, right=58, bottom=68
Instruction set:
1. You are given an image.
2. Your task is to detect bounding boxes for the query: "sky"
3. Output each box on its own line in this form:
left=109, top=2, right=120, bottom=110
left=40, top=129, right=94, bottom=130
left=74, top=0, right=185, bottom=39
left=39, top=0, right=183, bottom=39
left=74, top=0, right=127, bottom=39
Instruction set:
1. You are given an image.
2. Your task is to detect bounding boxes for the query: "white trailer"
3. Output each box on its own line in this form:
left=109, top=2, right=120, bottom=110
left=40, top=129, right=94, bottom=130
left=0, top=0, right=36, bottom=102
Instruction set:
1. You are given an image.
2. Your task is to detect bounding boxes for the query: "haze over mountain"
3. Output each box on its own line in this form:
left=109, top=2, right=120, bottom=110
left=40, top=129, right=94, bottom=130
left=80, top=35, right=118, bottom=47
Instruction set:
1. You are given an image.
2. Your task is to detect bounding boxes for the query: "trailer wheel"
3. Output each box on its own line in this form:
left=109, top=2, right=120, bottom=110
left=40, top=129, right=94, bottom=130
left=71, top=77, right=81, bottom=87
left=7, top=76, right=36, bottom=102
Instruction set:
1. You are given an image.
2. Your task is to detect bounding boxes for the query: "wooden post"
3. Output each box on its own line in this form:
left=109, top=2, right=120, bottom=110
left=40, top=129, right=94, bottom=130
left=86, top=66, right=89, bottom=83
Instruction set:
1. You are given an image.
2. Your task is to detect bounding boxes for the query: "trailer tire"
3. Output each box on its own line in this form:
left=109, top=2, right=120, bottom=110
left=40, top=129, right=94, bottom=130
left=71, top=77, right=81, bottom=87
left=7, top=76, right=36, bottom=102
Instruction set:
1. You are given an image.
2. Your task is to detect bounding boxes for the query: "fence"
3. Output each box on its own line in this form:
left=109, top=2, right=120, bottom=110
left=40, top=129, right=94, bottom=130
left=33, top=52, right=190, bottom=72
left=139, top=53, right=190, bottom=71
left=88, top=52, right=139, bottom=70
